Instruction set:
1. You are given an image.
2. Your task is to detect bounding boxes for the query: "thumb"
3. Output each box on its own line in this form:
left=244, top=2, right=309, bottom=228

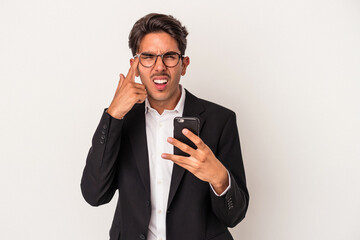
left=117, top=73, right=125, bottom=90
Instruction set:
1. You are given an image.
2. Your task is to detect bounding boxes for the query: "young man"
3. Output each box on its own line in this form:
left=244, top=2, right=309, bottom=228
left=81, top=13, right=249, bottom=240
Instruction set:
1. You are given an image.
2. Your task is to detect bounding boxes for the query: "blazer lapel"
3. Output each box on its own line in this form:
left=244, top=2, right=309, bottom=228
left=167, top=89, right=206, bottom=209
left=126, top=103, right=151, bottom=197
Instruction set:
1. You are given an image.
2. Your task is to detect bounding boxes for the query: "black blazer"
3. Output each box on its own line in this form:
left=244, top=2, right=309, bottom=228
left=81, top=90, right=249, bottom=240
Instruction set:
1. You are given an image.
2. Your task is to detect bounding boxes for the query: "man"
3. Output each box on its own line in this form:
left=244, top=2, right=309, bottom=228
left=81, top=13, right=249, bottom=240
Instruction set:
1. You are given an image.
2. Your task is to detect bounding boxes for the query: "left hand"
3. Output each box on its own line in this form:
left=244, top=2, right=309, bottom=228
left=161, top=128, right=229, bottom=194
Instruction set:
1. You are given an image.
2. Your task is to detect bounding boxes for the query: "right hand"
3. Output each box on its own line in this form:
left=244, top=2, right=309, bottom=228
left=107, top=57, right=147, bottom=119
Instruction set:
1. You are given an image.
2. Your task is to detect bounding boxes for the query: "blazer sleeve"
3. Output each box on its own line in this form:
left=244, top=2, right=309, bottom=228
left=210, top=111, right=250, bottom=227
left=80, top=109, right=124, bottom=206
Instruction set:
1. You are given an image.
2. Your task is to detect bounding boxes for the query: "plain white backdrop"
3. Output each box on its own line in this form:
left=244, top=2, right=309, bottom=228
left=1, top=0, right=359, bottom=239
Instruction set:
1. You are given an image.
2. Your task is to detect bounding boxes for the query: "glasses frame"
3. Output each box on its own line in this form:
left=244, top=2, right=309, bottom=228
left=134, top=51, right=184, bottom=68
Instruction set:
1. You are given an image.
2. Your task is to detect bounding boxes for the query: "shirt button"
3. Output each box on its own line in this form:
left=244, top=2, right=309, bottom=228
left=159, top=123, right=163, bottom=127
left=157, top=180, right=162, bottom=184
left=157, top=209, right=162, bottom=214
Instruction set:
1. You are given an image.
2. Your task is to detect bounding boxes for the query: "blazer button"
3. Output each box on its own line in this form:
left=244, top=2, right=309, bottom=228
left=101, top=135, right=105, bottom=139
left=139, top=234, right=146, bottom=239
left=145, top=201, right=150, bottom=207
left=100, top=140, right=104, bottom=144
left=103, top=124, right=107, bottom=129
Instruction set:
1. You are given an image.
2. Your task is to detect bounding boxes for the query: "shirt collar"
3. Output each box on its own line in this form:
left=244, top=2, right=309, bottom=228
left=145, top=84, right=186, bottom=115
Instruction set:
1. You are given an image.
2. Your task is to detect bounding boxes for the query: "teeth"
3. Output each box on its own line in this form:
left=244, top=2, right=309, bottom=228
left=154, top=79, right=168, bottom=84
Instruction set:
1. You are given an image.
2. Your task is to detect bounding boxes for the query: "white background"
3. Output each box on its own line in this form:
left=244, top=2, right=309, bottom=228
left=1, top=0, right=359, bottom=239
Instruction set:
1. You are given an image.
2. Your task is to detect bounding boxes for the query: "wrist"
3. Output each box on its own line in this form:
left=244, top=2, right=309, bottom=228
left=107, top=107, right=125, bottom=120
left=210, top=167, right=229, bottom=193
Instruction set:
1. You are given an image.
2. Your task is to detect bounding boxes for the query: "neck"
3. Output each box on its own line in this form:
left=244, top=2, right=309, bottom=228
left=148, top=87, right=182, bottom=115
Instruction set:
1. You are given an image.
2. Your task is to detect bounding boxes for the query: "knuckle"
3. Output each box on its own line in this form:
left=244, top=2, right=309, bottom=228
left=194, top=163, right=200, bottom=170
left=130, top=87, right=136, bottom=93
left=195, top=139, right=202, bottom=146
left=200, top=155, right=206, bottom=162
left=131, top=92, right=137, bottom=99
left=183, top=145, right=191, bottom=152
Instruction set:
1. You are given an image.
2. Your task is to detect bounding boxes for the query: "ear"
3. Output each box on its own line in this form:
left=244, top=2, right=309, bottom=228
left=181, top=56, right=190, bottom=76
left=130, top=58, right=140, bottom=77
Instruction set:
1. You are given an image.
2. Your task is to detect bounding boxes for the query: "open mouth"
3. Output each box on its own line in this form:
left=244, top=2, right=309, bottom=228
left=153, top=79, right=168, bottom=85
left=152, top=76, right=169, bottom=90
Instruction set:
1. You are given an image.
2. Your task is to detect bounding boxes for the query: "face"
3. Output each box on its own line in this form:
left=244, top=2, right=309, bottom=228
left=131, top=32, right=190, bottom=110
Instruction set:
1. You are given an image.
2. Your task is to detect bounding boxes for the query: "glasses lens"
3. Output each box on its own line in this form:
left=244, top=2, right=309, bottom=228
left=163, top=52, right=180, bottom=67
left=140, top=53, right=156, bottom=67
left=139, top=52, right=181, bottom=68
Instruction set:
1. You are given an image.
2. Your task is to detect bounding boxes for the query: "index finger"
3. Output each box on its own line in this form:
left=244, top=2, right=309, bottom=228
left=182, top=128, right=205, bottom=149
left=126, top=56, right=139, bottom=81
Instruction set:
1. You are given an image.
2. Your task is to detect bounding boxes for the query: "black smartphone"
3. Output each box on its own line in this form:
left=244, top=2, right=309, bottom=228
left=173, top=117, right=200, bottom=156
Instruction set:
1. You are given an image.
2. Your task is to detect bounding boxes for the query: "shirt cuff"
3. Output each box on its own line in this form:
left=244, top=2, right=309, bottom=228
left=209, top=170, right=231, bottom=197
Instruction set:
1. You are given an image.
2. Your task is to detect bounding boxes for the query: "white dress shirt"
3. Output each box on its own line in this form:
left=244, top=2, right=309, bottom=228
left=145, top=85, right=231, bottom=240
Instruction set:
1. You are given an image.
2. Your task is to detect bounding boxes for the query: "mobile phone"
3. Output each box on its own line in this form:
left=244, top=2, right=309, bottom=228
left=173, top=117, right=200, bottom=156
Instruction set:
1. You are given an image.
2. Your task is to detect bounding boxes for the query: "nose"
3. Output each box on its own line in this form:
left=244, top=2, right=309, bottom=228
left=153, top=55, right=167, bottom=72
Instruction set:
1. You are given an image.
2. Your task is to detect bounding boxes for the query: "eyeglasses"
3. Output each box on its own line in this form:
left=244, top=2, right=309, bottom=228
left=134, top=51, right=183, bottom=68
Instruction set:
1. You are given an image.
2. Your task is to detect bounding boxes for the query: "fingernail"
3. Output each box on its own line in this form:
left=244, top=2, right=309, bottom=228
left=161, top=153, right=167, bottom=158
left=167, top=137, right=173, bottom=143
left=182, top=129, right=188, bottom=134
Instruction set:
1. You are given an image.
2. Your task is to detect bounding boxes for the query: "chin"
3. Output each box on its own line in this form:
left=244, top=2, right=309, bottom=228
left=150, top=94, right=170, bottom=102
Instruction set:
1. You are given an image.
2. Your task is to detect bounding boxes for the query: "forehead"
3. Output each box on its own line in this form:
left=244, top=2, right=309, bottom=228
left=139, top=32, right=180, bottom=53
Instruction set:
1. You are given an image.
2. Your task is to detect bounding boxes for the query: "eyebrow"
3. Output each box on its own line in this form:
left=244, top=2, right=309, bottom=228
left=141, top=52, right=155, bottom=56
left=140, top=51, right=179, bottom=55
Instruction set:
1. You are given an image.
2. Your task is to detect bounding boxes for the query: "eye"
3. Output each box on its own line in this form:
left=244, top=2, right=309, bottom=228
left=163, top=52, right=178, bottom=60
left=141, top=53, right=155, bottom=60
